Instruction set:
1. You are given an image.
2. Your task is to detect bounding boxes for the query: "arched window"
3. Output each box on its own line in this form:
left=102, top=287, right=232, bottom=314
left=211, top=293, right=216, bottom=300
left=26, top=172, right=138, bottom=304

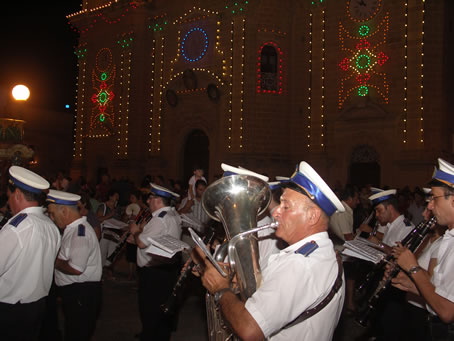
left=261, top=46, right=277, bottom=73
left=257, top=42, right=283, bottom=94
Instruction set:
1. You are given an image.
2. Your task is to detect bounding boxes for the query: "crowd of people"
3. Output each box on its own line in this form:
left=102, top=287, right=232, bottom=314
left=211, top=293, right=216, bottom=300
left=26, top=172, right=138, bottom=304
left=1, top=158, right=454, bottom=341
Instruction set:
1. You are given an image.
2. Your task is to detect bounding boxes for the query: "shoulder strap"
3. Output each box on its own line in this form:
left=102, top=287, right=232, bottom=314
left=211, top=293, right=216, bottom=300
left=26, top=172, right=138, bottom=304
left=283, top=253, right=343, bottom=330
left=158, top=210, right=168, bottom=218
left=78, top=224, right=86, bottom=236
left=9, top=213, right=28, bottom=228
left=295, top=241, right=319, bottom=256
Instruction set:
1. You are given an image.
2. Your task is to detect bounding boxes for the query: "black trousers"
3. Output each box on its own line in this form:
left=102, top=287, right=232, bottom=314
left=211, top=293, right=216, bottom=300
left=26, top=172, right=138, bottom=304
left=429, top=316, right=454, bottom=341
left=39, top=281, right=62, bottom=341
left=138, top=264, right=179, bottom=341
left=0, top=296, right=46, bottom=341
left=375, top=287, right=407, bottom=341
left=403, top=303, right=429, bottom=341
left=58, top=281, right=102, bottom=341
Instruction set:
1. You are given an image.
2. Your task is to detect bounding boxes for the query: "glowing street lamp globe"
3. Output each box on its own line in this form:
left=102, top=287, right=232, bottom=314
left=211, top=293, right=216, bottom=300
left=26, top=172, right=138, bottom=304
left=11, top=85, right=30, bottom=101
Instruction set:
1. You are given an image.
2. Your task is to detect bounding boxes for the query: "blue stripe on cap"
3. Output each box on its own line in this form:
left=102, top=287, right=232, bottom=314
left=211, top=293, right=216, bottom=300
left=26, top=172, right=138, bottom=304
left=290, top=171, right=337, bottom=216
left=371, top=194, right=394, bottom=206
left=223, top=171, right=237, bottom=177
left=46, top=196, right=78, bottom=206
left=10, top=176, right=42, bottom=194
left=151, top=187, right=174, bottom=199
left=433, top=169, right=454, bottom=186
left=269, top=183, right=281, bottom=190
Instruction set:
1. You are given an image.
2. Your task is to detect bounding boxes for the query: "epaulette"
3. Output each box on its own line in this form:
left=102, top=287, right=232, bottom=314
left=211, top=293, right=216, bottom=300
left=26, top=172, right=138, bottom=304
left=158, top=211, right=167, bottom=218
left=404, top=218, right=412, bottom=227
left=78, top=224, right=86, bottom=236
left=9, top=213, right=28, bottom=228
left=295, top=241, right=319, bottom=257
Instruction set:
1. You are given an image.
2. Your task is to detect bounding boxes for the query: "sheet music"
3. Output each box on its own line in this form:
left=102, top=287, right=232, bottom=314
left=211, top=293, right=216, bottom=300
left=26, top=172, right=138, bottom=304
left=342, top=238, right=386, bottom=264
left=180, top=214, right=204, bottom=230
left=102, top=218, right=128, bottom=230
left=188, top=228, right=227, bottom=277
left=146, top=234, right=190, bottom=258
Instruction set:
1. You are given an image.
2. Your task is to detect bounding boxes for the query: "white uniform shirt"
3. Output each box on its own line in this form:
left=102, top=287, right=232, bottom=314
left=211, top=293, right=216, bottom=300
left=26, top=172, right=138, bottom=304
left=137, top=206, right=182, bottom=267
left=407, top=236, right=442, bottom=309
left=382, top=215, right=414, bottom=246
left=0, top=206, right=61, bottom=304
left=55, top=216, right=102, bottom=287
left=245, top=232, right=345, bottom=341
left=427, top=228, right=454, bottom=315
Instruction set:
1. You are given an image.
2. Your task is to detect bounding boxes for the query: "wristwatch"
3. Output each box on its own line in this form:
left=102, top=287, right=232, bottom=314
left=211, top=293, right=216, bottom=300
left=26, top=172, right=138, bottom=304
left=407, top=265, right=422, bottom=277
left=214, top=288, right=233, bottom=304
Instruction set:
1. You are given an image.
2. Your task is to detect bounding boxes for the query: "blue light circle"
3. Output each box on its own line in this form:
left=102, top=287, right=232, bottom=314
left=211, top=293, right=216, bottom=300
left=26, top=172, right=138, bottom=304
left=181, top=27, right=209, bottom=62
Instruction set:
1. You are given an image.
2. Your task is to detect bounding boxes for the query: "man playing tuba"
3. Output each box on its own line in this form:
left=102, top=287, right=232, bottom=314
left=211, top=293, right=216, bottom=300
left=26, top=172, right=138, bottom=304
left=195, top=161, right=345, bottom=341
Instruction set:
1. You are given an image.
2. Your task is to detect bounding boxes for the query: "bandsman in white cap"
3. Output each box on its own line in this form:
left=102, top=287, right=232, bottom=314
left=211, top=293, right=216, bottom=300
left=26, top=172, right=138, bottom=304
left=46, top=189, right=102, bottom=341
left=195, top=161, right=345, bottom=340
left=129, top=183, right=182, bottom=341
left=0, top=166, right=61, bottom=340
left=357, top=188, right=415, bottom=341
left=391, top=158, right=454, bottom=340
left=365, top=189, right=415, bottom=254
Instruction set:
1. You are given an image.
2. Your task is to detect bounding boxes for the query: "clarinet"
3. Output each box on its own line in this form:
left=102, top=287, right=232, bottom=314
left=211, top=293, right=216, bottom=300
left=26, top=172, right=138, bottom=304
left=356, top=218, right=427, bottom=296
left=161, top=227, right=217, bottom=315
left=356, top=216, right=437, bottom=327
left=106, top=208, right=152, bottom=264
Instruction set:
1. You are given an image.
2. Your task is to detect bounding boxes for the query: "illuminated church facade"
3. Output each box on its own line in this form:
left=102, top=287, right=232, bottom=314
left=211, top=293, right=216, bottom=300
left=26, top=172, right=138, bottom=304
left=68, top=0, right=454, bottom=188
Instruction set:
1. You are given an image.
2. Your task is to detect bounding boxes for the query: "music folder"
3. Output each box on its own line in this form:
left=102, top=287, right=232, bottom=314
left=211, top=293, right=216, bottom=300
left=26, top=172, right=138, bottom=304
left=342, top=238, right=386, bottom=264
left=188, top=228, right=227, bottom=277
left=101, top=218, right=128, bottom=230
left=146, top=235, right=190, bottom=258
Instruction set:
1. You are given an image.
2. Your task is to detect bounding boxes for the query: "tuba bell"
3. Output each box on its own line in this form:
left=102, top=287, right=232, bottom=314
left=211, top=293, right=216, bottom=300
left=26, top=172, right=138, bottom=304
left=201, top=172, right=271, bottom=340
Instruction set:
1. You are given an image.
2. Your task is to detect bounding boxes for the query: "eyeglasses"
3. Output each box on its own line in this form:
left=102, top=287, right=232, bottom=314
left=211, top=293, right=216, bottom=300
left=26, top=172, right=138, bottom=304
left=428, top=194, right=451, bottom=202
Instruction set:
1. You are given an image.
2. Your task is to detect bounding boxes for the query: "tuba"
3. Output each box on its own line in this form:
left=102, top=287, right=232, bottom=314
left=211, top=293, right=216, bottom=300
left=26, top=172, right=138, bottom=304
left=201, top=173, right=272, bottom=340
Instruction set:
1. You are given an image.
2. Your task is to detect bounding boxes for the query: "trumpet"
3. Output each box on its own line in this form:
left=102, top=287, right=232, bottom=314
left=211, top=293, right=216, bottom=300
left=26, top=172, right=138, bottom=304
left=355, top=216, right=437, bottom=327
left=106, top=208, right=152, bottom=264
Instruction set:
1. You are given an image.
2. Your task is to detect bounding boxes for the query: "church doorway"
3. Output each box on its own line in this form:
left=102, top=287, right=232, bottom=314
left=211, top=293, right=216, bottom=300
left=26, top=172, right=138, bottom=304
left=348, top=144, right=380, bottom=188
left=182, top=129, right=209, bottom=186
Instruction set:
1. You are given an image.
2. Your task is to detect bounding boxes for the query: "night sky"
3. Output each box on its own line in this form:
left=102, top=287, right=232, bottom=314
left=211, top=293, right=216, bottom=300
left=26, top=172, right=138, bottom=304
left=1, top=2, right=82, bottom=112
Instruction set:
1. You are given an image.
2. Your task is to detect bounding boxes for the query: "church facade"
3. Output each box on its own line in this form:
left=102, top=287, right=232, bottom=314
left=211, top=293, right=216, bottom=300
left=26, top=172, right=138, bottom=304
left=68, top=0, right=453, bottom=188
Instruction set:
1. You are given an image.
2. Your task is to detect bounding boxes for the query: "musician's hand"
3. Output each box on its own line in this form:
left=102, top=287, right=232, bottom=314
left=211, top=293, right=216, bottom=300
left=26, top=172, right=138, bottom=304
left=368, top=236, right=380, bottom=245
left=391, top=271, right=419, bottom=295
left=126, top=233, right=136, bottom=244
left=394, top=246, right=418, bottom=273
left=391, top=242, right=406, bottom=259
left=359, top=224, right=373, bottom=233
left=193, top=246, right=230, bottom=294
left=138, top=219, right=148, bottom=230
left=383, top=263, right=399, bottom=281
left=129, top=222, right=141, bottom=236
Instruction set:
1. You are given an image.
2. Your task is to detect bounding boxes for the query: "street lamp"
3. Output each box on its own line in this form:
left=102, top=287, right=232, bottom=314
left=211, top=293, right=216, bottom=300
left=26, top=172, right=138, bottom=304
left=11, top=84, right=30, bottom=101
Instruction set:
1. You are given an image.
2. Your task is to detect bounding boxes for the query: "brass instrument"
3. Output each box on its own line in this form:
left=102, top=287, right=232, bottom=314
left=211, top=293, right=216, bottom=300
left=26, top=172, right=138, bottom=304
left=106, top=208, right=152, bottom=264
left=355, top=216, right=437, bottom=327
left=201, top=173, right=272, bottom=340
